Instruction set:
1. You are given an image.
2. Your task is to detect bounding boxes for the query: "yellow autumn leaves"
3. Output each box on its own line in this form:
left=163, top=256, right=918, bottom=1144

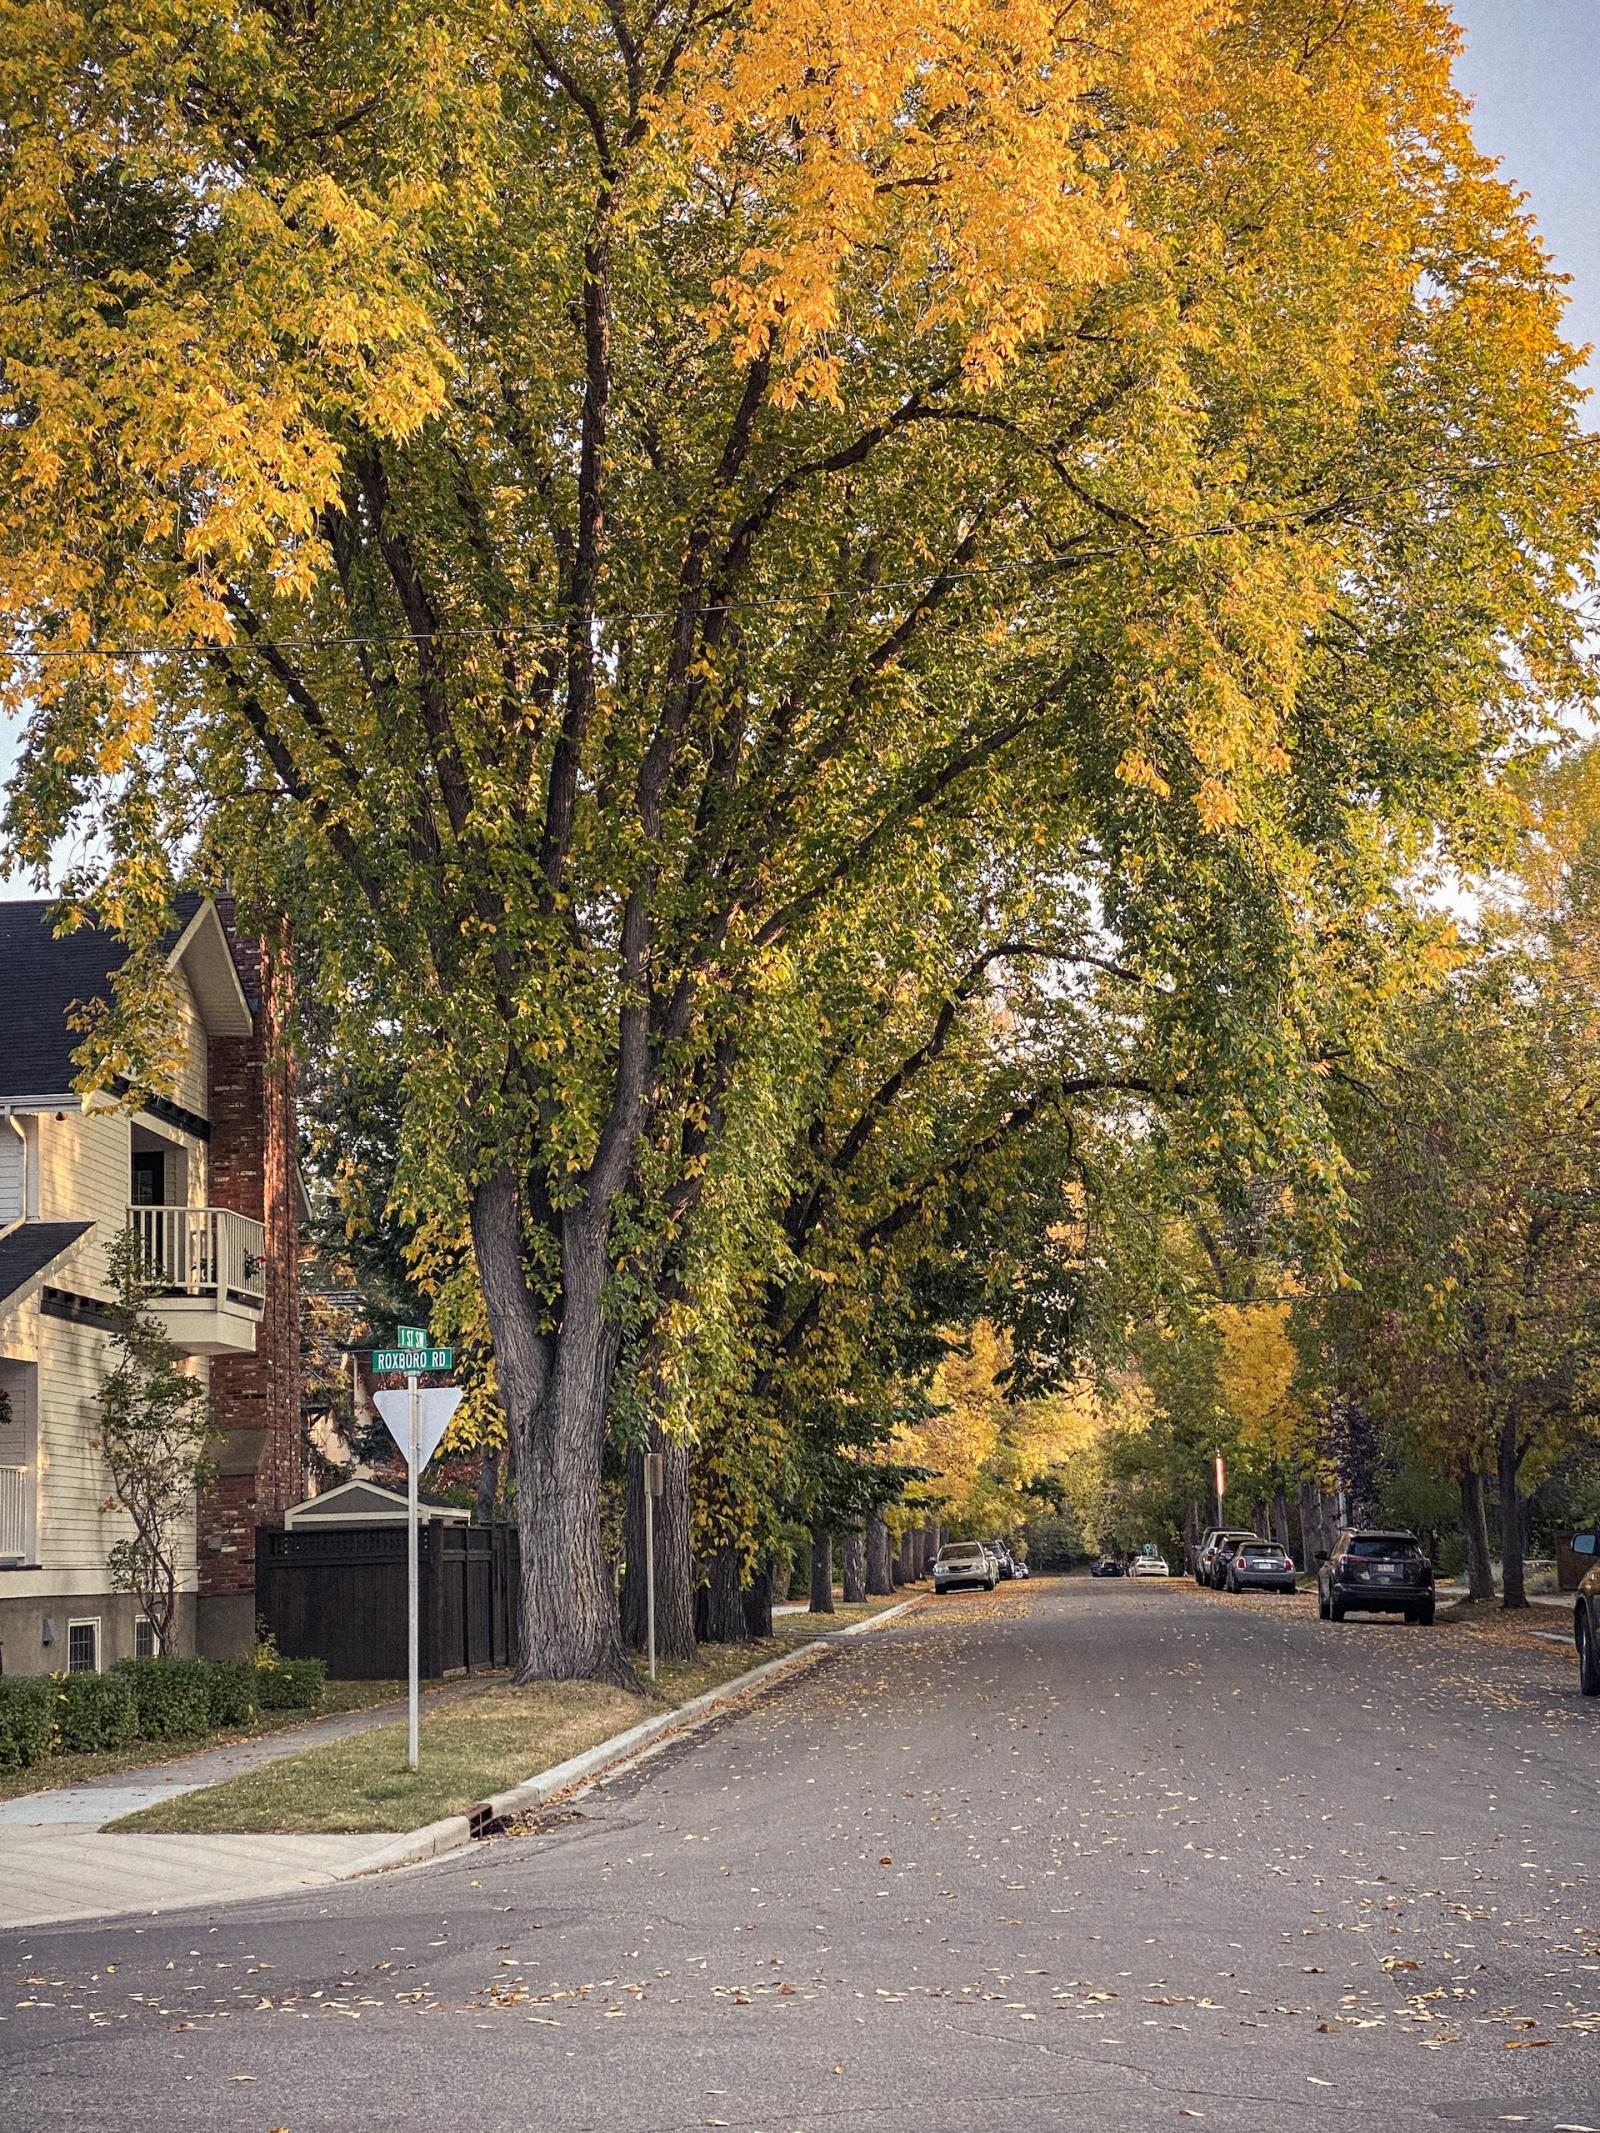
left=684, top=0, right=1220, bottom=397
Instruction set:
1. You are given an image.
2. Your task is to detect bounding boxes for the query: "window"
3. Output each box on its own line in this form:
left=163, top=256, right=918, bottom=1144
left=66, top=1619, right=100, bottom=1674
left=130, top=1149, right=166, bottom=1206
left=134, top=1617, right=158, bottom=1661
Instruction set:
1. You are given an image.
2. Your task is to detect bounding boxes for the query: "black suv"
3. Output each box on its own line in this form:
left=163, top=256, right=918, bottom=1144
left=1316, top=1530, right=1434, bottom=1625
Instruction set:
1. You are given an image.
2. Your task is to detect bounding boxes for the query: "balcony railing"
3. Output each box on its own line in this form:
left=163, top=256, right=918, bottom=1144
left=0, top=1464, right=33, bottom=1565
left=127, top=1205, right=267, bottom=1309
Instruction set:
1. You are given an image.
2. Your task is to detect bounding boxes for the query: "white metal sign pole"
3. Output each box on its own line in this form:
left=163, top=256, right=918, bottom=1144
left=407, top=1369, right=420, bottom=1772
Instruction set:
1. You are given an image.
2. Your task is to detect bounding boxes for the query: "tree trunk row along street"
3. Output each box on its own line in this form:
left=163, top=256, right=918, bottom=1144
left=4, top=1581, right=1594, bottom=2133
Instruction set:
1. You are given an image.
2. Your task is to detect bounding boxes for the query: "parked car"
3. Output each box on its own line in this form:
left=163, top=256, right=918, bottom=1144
left=1572, top=1533, right=1599, bottom=1695
left=1130, top=1551, right=1171, bottom=1578
left=933, top=1541, right=996, bottom=1594
left=1091, top=1556, right=1125, bottom=1578
left=1217, top=1536, right=1297, bottom=1594
left=1315, top=1530, right=1434, bottom=1624
left=986, top=1539, right=1017, bottom=1580
left=1012, top=1559, right=1031, bottom=1579
left=1197, top=1529, right=1259, bottom=1587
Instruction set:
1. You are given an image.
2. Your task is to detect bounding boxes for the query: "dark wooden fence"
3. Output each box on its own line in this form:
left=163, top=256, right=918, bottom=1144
left=256, top=1522, right=521, bottom=1679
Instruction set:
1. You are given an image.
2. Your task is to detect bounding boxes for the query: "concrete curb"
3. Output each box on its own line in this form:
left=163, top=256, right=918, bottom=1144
left=334, top=1596, right=924, bottom=1886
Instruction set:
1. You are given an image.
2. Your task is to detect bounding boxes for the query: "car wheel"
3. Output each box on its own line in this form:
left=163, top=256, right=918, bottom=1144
left=986, top=1576, right=996, bottom=1591
left=1317, top=1587, right=1328, bottom=1619
left=1415, top=1600, right=1434, bottom=1627
left=1226, top=1571, right=1240, bottom=1594
left=1329, top=1597, right=1346, bottom=1623
left=1578, top=1608, right=1600, bottom=1697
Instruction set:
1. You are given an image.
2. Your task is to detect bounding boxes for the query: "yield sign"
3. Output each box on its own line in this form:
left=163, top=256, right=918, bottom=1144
left=374, top=1386, right=464, bottom=1473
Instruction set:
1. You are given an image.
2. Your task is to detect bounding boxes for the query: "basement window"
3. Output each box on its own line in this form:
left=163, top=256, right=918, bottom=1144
left=134, top=1617, right=158, bottom=1661
left=66, top=1619, right=101, bottom=1674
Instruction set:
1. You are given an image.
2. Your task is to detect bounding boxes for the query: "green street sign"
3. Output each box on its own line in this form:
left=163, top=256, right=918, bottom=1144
left=395, top=1325, right=427, bottom=1350
left=372, top=1346, right=454, bottom=1374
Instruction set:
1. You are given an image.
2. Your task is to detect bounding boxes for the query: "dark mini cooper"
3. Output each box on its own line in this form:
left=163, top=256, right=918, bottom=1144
left=1216, top=1536, right=1297, bottom=1594
left=1315, top=1529, right=1434, bottom=1626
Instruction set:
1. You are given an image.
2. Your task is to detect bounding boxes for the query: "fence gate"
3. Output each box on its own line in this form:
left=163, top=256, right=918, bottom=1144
left=257, top=1522, right=521, bottom=1679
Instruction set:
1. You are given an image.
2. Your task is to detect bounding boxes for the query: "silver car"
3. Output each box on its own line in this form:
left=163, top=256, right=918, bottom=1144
left=934, top=1541, right=996, bottom=1593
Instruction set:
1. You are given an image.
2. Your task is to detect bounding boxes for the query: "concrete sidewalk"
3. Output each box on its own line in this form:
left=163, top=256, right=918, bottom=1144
left=0, top=1675, right=503, bottom=1932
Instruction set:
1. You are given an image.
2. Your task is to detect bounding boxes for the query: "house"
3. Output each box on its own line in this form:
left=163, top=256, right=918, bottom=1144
left=0, top=896, right=302, bottom=1674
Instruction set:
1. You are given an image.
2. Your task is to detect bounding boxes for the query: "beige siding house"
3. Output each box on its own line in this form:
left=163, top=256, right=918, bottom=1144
left=0, top=897, right=301, bottom=1676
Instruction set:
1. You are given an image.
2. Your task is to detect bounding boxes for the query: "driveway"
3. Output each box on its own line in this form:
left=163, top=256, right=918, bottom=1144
left=3, top=1579, right=1595, bottom=2131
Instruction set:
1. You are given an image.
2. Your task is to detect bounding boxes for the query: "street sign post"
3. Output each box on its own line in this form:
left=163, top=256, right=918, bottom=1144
left=643, top=1452, right=665, bottom=1683
left=370, top=1338, right=461, bottom=1772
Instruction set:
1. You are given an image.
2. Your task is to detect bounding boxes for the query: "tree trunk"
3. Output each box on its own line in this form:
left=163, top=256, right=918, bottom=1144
left=620, top=1431, right=697, bottom=1659
left=897, top=1528, right=916, bottom=1583
left=1497, top=1413, right=1527, bottom=1610
left=704, top=1542, right=748, bottom=1642
left=472, top=1173, right=636, bottom=1687
left=841, top=1528, right=866, bottom=1604
left=1295, top=1477, right=1320, bottom=1565
left=866, top=1510, right=894, bottom=1596
left=474, top=1442, right=502, bottom=1529
left=1270, top=1484, right=1292, bottom=1554
left=742, top=1563, right=774, bottom=1640
left=1461, top=1467, right=1495, bottom=1601
left=809, top=1530, right=835, bottom=1613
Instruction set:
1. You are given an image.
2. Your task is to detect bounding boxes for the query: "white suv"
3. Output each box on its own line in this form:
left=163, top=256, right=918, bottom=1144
left=934, top=1542, right=996, bottom=1593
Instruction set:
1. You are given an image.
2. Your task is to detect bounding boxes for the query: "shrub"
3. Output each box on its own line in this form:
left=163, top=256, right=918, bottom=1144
left=205, top=1660, right=260, bottom=1730
left=113, top=1655, right=215, bottom=1740
left=54, top=1670, right=139, bottom=1754
left=254, top=1656, right=325, bottom=1710
left=0, top=1676, right=56, bottom=1768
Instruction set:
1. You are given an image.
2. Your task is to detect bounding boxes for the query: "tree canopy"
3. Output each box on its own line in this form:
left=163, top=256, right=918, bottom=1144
left=2, top=0, right=1595, bottom=1673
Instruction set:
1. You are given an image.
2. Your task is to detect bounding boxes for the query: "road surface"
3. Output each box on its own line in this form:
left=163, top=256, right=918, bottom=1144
left=3, top=1579, right=1596, bottom=2132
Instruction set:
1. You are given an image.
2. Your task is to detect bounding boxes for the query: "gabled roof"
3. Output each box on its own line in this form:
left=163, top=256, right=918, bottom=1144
left=0, top=896, right=251, bottom=1102
left=283, top=1478, right=473, bottom=1527
left=0, top=1221, right=94, bottom=1315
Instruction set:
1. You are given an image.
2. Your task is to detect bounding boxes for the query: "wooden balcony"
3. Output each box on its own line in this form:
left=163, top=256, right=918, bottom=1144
left=127, top=1205, right=267, bottom=1356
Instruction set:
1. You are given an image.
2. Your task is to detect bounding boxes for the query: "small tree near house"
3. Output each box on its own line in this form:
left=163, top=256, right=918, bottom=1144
left=99, top=1228, right=212, bottom=1657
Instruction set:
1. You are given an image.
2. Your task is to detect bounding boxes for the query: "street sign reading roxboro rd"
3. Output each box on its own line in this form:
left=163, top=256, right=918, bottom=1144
left=372, top=1346, right=454, bottom=1373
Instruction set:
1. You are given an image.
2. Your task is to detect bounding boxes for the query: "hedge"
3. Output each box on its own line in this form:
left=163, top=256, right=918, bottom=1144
left=207, top=1660, right=260, bottom=1730
left=0, top=1653, right=328, bottom=1774
left=113, top=1656, right=220, bottom=1741
left=255, top=1657, right=326, bottom=1710
left=54, top=1670, right=139, bottom=1755
left=0, top=1676, right=57, bottom=1769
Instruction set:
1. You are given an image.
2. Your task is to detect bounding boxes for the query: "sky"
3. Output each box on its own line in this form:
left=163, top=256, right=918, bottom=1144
left=1451, top=0, right=1599, bottom=402
left=1, top=4, right=1596, bottom=895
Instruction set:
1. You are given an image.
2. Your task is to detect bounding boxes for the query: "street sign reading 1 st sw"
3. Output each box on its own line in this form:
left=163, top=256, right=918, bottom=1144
left=372, top=1346, right=454, bottom=1374
left=395, top=1325, right=428, bottom=1350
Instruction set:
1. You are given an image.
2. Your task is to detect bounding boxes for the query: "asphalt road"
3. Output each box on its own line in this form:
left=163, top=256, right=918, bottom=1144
left=3, top=1579, right=1597, bottom=2133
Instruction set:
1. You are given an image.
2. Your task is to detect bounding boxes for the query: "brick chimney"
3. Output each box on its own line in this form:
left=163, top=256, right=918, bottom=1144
left=195, top=912, right=303, bottom=1659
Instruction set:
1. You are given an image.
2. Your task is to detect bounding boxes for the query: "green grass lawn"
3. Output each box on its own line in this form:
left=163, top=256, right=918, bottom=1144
left=0, top=1677, right=407, bottom=1805
left=109, top=1597, right=911, bottom=1838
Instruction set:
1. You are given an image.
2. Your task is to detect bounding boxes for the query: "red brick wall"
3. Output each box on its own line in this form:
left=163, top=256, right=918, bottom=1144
left=199, top=914, right=303, bottom=1598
